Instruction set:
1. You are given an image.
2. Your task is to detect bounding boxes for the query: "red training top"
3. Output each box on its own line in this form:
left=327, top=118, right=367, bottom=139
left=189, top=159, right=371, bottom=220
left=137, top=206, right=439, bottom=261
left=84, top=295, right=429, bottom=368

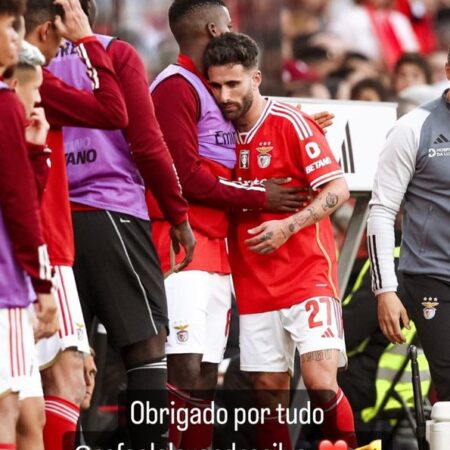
left=0, top=89, right=52, bottom=293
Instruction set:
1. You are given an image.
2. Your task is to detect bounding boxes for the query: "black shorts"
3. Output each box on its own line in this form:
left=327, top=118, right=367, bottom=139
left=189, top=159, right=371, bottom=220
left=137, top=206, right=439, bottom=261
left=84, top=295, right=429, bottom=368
left=400, top=272, right=450, bottom=400
left=72, top=210, right=167, bottom=348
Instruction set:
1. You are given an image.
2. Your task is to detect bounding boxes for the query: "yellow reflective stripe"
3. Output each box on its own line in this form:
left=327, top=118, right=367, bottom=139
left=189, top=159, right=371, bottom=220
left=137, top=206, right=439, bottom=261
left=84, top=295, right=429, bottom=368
left=343, top=259, right=371, bottom=306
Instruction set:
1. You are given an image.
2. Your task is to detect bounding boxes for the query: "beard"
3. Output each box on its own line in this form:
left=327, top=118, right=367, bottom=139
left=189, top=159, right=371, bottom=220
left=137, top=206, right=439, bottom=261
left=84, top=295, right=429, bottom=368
left=220, top=89, right=253, bottom=121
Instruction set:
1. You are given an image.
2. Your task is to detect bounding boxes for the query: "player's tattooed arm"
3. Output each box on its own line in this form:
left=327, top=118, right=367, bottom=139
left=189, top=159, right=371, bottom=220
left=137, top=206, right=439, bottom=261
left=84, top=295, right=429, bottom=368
left=245, top=178, right=349, bottom=254
left=286, top=178, right=348, bottom=235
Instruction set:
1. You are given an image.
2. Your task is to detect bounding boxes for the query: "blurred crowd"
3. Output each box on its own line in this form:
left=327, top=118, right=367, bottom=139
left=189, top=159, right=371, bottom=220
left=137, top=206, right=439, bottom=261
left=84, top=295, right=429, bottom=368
left=91, top=0, right=450, bottom=106
left=282, top=0, right=450, bottom=106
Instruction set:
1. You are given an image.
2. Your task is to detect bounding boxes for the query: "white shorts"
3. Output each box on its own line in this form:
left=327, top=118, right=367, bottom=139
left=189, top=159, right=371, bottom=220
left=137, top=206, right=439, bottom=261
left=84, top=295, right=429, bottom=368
left=36, top=266, right=90, bottom=369
left=165, top=271, right=231, bottom=364
left=0, top=307, right=38, bottom=397
left=240, top=297, right=347, bottom=374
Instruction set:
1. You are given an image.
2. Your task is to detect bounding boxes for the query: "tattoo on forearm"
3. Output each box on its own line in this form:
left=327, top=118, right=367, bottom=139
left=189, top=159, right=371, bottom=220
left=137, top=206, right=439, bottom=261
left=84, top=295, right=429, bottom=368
left=308, top=207, right=320, bottom=223
left=300, top=350, right=333, bottom=363
left=322, top=192, right=338, bottom=211
left=288, top=206, right=319, bottom=233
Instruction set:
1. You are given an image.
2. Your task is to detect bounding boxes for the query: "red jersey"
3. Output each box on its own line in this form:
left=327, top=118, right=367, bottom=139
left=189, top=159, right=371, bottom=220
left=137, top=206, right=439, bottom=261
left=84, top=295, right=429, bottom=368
left=0, top=88, right=52, bottom=294
left=230, top=100, right=344, bottom=314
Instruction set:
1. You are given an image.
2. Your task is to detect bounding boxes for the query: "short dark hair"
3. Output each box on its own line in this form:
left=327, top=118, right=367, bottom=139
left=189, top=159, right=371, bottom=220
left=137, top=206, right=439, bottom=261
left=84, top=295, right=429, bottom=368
left=204, top=32, right=259, bottom=72
left=0, top=0, right=25, bottom=16
left=24, top=0, right=64, bottom=35
left=79, top=0, right=96, bottom=27
left=169, top=0, right=225, bottom=28
left=350, top=77, right=389, bottom=101
left=394, top=52, right=432, bottom=84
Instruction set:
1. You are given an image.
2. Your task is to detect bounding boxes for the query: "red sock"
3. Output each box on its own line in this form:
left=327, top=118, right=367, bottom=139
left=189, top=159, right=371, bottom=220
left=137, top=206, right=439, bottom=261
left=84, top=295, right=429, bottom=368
left=168, top=383, right=190, bottom=449
left=256, top=413, right=292, bottom=450
left=179, top=397, right=213, bottom=450
left=0, top=445, right=16, bottom=449
left=318, top=388, right=357, bottom=448
left=43, top=396, right=80, bottom=450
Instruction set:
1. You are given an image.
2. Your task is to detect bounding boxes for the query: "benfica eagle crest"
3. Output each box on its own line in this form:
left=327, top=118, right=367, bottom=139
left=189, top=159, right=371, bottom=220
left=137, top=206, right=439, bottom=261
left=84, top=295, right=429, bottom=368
left=256, top=144, right=273, bottom=169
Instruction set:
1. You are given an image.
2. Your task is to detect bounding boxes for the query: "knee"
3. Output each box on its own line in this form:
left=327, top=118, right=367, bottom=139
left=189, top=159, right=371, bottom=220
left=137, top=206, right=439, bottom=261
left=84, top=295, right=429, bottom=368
left=122, top=332, right=167, bottom=369
left=251, top=373, right=288, bottom=391
left=0, top=397, right=20, bottom=429
left=303, top=373, right=337, bottom=393
left=17, top=400, right=46, bottom=437
left=168, top=356, right=201, bottom=390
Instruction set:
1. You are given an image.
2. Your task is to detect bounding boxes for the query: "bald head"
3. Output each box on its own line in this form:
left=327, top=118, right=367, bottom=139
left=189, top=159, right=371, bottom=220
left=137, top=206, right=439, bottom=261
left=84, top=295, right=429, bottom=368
left=169, top=0, right=230, bottom=45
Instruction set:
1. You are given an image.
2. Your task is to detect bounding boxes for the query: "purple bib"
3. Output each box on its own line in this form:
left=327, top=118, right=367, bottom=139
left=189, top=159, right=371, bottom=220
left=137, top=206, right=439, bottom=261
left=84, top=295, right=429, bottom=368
left=0, top=83, right=34, bottom=307
left=151, top=64, right=236, bottom=169
left=47, top=35, right=148, bottom=219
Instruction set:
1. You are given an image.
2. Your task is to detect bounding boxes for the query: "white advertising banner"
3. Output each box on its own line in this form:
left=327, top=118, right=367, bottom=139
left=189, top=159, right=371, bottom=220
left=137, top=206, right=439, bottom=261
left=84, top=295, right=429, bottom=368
left=271, top=97, right=398, bottom=192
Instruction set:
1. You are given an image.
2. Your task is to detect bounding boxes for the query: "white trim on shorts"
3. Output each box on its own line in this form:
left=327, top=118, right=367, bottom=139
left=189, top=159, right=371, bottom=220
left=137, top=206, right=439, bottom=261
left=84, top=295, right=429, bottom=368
left=0, top=307, right=37, bottom=397
left=239, top=296, right=347, bottom=374
left=36, top=266, right=90, bottom=369
left=165, top=271, right=231, bottom=364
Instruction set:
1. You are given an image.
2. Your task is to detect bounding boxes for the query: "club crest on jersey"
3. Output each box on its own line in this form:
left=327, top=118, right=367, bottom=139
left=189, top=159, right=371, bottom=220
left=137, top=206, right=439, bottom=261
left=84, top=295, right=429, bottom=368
left=174, top=324, right=189, bottom=343
left=239, top=150, right=250, bottom=169
left=256, top=143, right=273, bottom=169
left=422, top=297, right=439, bottom=320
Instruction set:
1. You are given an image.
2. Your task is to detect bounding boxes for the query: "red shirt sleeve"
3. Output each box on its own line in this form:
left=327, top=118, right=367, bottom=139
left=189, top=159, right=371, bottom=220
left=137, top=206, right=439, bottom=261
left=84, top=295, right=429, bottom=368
left=152, top=75, right=267, bottom=209
left=0, top=92, right=52, bottom=293
left=296, top=113, right=344, bottom=190
left=107, top=40, right=188, bottom=225
left=27, top=143, right=51, bottom=202
left=41, top=38, right=128, bottom=129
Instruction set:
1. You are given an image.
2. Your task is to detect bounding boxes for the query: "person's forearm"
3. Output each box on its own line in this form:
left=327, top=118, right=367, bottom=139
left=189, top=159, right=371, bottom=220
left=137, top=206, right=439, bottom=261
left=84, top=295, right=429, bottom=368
left=285, top=177, right=349, bottom=233
left=367, top=204, right=398, bottom=295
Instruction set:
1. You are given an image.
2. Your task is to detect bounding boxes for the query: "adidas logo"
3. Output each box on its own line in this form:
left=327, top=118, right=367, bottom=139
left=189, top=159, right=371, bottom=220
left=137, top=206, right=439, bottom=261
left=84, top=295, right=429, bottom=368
left=321, top=328, right=335, bottom=338
left=434, top=134, right=449, bottom=144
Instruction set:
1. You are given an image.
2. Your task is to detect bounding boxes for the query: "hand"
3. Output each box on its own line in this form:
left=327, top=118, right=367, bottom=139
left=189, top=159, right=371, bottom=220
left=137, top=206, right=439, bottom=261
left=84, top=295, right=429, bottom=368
left=265, top=177, right=311, bottom=212
left=34, top=292, right=59, bottom=341
left=293, top=104, right=334, bottom=132
left=311, top=111, right=334, bottom=132
left=377, top=292, right=410, bottom=344
left=25, top=107, right=50, bottom=146
left=169, top=219, right=196, bottom=272
left=245, top=219, right=292, bottom=254
left=53, top=0, right=93, bottom=42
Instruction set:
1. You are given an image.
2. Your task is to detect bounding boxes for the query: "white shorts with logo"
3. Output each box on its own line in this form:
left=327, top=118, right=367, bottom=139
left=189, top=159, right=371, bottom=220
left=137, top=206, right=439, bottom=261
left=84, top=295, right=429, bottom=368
left=36, top=266, right=90, bottom=369
left=0, top=307, right=39, bottom=397
left=165, top=271, right=231, bottom=364
left=240, top=296, right=347, bottom=374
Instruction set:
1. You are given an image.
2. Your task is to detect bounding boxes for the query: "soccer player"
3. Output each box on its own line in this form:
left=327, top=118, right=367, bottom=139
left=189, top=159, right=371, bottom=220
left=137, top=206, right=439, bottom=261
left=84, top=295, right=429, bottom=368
left=204, top=32, right=357, bottom=448
left=23, top=1, right=130, bottom=449
left=150, top=1, right=311, bottom=448
left=0, top=1, right=57, bottom=448
left=47, top=0, right=195, bottom=447
left=367, top=48, right=450, bottom=401
left=4, top=40, right=53, bottom=450
left=4, top=41, right=51, bottom=201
